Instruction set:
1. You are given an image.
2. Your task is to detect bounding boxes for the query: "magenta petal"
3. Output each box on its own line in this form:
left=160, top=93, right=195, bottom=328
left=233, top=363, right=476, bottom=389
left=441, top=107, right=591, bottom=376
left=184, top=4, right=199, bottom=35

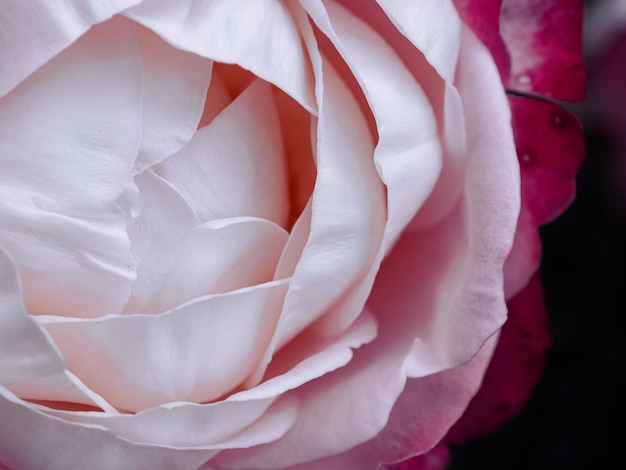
left=500, top=0, right=586, bottom=100
left=510, top=95, right=585, bottom=226
left=452, top=0, right=511, bottom=82
left=445, top=273, right=550, bottom=444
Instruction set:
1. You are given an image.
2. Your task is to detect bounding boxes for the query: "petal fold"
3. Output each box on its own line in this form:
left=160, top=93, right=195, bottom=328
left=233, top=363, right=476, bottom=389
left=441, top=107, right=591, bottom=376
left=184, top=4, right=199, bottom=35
left=124, top=0, right=316, bottom=112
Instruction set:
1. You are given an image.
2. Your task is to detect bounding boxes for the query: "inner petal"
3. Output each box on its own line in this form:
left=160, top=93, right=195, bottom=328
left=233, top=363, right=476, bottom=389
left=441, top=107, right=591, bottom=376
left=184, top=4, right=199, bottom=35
left=155, top=78, right=290, bottom=228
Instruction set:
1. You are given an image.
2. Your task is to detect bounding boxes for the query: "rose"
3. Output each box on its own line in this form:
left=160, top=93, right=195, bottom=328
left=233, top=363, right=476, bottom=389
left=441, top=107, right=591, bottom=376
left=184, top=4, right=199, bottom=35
left=0, top=1, right=581, bottom=470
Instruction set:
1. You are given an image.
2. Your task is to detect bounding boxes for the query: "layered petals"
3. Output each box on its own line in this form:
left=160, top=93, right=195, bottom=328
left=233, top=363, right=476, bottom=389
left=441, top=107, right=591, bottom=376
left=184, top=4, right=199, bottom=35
left=0, top=17, right=142, bottom=318
left=156, top=79, right=289, bottom=227
left=40, top=280, right=289, bottom=411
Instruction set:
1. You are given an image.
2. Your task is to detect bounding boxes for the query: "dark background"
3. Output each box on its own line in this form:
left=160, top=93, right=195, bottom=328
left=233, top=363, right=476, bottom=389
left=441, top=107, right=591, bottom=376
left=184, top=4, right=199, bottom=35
left=449, top=5, right=626, bottom=468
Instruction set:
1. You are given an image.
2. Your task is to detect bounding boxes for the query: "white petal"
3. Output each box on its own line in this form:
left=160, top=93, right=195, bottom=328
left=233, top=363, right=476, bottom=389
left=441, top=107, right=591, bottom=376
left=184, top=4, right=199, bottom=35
left=156, top=79, right=289, bottom=227
left=133, top=26, right=213, bottom=173
left=40, top=280, right=289, bottom=412
left=124, top=0, right=316, bottom=113
left=374, top=0, right=461, bottom=82
left=0, top=17, right=142, bottom=317
left=0, top=0, right=142, bottom=98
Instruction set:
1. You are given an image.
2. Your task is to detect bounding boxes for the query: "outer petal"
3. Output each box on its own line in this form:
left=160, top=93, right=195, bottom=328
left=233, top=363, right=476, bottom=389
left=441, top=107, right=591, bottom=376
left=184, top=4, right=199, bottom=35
left=446, top=273, right=551, bottom=444
left=124, top=0, right=316, bottom=113
left=0, top=0, right=142, bottom=98
left=0, top=17, right=142, bottom=318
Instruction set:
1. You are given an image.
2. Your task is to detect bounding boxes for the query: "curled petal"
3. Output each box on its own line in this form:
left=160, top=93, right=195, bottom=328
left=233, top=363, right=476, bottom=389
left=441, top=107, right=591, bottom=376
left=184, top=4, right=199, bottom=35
left=125, top=0, right=316, bottom=113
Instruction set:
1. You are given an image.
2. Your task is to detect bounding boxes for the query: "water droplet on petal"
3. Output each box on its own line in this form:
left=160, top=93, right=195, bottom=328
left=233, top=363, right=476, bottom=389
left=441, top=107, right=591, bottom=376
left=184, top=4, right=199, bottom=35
left=520, top=149, right=535, bottom=166
left=550, top=111, right=566, bottom=130
left=517, top=74, right=531, bottom=86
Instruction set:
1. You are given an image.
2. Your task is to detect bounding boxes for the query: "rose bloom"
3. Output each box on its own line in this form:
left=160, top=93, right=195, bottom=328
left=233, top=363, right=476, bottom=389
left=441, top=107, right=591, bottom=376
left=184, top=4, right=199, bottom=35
left=0, top=1, right=584, bottom=469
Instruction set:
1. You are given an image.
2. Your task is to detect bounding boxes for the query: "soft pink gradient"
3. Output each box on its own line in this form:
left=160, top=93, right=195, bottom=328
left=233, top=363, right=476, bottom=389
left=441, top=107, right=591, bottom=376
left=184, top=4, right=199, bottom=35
left=0, top=1, right=583, bottom=469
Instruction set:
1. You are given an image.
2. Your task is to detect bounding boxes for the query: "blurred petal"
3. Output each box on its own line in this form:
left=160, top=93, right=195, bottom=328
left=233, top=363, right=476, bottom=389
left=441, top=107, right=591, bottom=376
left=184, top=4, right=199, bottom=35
left=501, top=0, right=585, bottom=100
left=452, top=0, right=511, bottom=81
left=0, top=0, right=142, bottom=98
left=0, top=17, right=141, bottom=318
left=133, top=26, right=213, bottom=173
left=503, top=96, right=584, bottom=296
left=124, top=0, right=316, bottom=113
left=156, top=79, right=289, bottom=227
left=40, top=280, right=289, bottom=412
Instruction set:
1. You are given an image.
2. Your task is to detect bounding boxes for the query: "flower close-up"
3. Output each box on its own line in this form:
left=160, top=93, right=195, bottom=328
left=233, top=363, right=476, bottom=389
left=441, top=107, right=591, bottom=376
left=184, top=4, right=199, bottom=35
left=0, top=1, right=584, bottom=469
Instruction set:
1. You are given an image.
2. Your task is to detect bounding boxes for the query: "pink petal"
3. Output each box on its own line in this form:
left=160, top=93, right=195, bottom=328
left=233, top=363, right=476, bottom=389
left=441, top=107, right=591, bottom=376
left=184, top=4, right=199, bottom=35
left=133, top=25, right=213, bottom=173
left=40, top=280, right=289, bottom=412
left=372, top=24, right=519, bottom=379
left=0, top=0, right=142, bottom=98
left=155, top=79, right=290, bottom=227
left=0, top=17, right=142, bottom=318
left=393, top=443, right=450, bottom=470
left=446, top=273, right=550, bottom=444
left=500, top=0, right=586, bottom=101
left=124, top=0, right=316, bottom=113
